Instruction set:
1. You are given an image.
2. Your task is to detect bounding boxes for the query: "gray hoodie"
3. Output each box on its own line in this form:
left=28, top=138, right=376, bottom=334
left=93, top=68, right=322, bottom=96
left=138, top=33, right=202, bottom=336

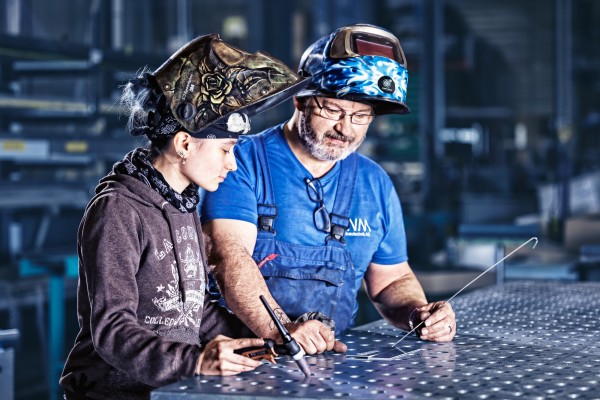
left=60, top=173, right=245, bottom=399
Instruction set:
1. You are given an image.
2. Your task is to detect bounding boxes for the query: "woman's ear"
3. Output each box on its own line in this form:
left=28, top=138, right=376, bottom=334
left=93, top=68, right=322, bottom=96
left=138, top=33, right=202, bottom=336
left=172, top=131, right=192, bottom=154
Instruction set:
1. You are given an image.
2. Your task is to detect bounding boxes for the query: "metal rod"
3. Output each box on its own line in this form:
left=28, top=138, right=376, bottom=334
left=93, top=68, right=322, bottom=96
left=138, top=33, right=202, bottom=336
left=392, top=236, right=539, bottom=348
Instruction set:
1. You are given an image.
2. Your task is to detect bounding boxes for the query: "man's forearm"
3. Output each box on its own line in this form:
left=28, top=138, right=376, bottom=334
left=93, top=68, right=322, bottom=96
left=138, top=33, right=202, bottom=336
left=207, top=232, right=290, bottom=338
left=369, top=271, right=428, bottom=330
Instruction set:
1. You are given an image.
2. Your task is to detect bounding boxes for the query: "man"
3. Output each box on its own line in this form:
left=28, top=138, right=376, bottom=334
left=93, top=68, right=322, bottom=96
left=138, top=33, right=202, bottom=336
left=201, top=24, right=456, bottom=354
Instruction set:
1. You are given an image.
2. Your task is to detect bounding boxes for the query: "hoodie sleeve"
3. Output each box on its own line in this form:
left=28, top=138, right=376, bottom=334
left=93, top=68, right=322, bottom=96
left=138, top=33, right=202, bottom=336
left=79, top=193, right=201, bottom=387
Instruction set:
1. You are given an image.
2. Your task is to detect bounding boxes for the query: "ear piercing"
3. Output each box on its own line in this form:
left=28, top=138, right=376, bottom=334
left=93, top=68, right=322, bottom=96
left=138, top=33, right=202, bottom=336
left=177, top=150, right=186, bottom=165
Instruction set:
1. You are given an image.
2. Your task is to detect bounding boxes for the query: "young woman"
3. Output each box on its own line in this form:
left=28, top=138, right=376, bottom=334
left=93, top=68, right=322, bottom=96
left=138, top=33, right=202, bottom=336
left=60, top=33, right=307, bottom=400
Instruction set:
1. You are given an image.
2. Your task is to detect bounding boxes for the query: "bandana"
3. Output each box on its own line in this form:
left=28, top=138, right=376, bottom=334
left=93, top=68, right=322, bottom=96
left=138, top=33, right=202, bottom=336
left=127, top=73, right=252, bottom=141
left=111, top=148, right=200, bottom=213
left=128, top=73, right=185, bottom=141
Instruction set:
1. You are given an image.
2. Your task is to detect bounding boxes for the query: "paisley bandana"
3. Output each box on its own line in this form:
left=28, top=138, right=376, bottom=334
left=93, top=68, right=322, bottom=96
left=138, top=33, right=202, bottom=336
left=111, top=148, right=200, bottom=213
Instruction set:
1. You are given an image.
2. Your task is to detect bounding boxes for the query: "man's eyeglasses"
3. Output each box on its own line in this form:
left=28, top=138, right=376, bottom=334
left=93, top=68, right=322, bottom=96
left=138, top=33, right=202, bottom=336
left=304, top=177, right=331, bottom=233
left=310, top=97, right=375, bottom=125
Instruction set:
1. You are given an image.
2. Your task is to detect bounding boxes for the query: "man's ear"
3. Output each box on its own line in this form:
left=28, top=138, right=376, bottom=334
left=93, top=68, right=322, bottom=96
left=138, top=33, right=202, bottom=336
left=293, top=96, right=306, bottom=111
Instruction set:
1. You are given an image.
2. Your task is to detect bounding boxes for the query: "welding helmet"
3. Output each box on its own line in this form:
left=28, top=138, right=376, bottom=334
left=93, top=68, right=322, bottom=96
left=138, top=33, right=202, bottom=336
left=297, top=24, right=409, bottom=115
left=130, top=34, right=308, bottom=141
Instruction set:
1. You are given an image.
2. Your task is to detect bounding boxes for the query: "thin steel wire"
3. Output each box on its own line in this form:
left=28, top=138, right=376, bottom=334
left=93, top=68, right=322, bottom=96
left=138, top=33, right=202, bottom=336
left=391, top=236, right=539, bottom=348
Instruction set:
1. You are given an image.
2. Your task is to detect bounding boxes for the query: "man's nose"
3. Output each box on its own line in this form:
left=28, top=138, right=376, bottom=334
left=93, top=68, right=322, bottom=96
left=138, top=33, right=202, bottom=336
left=334, top=114, right=354, bottom=134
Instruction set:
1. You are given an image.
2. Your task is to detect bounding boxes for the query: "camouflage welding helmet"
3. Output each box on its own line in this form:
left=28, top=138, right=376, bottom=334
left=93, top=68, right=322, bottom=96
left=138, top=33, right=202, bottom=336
left=153, top=33, right=308, bottom=138
left=297, top=24, right=409, bottom=115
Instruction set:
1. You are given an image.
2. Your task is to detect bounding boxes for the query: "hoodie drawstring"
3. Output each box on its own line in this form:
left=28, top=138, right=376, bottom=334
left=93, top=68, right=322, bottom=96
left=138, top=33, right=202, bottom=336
left=161, top=202, right=188, bottom=304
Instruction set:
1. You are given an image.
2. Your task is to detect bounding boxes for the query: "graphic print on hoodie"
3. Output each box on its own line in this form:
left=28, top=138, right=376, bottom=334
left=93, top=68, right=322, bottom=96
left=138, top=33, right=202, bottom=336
left=150, top=231, right=205, bottom=328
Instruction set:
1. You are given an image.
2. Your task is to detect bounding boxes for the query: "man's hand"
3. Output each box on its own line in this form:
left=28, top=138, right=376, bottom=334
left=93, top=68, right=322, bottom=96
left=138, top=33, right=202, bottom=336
left=195, top=335, right=264, bottom=376
left=364, top=261, right=456, bottom=341
left=412, top=301, right=456, bottom=342
left=285, top=320, right=347, bottom=354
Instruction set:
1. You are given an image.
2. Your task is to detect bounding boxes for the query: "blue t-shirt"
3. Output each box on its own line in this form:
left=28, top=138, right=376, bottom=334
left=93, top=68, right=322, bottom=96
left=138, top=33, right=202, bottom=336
left=200, top=124, right=408, bottom=293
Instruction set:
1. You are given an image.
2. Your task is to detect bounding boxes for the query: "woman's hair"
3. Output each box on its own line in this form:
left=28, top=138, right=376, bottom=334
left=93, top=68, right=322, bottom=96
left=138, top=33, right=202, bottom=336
left=120, top=68, right=171, bottom=154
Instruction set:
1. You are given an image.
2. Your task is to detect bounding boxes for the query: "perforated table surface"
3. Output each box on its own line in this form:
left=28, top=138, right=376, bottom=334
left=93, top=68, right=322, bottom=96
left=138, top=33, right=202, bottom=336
left=151, top=281, right=600, bottom=399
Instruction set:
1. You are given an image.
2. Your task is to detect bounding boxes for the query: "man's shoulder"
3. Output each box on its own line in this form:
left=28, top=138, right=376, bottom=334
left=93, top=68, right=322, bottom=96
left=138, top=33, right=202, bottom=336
left=354, top=152, right=389, bottom=178
left=237, top=124, right=284, bottom=149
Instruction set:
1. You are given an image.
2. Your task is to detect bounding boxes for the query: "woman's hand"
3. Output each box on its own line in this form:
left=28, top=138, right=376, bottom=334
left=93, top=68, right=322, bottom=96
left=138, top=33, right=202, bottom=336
left=195, top=335, right=265, bottom=376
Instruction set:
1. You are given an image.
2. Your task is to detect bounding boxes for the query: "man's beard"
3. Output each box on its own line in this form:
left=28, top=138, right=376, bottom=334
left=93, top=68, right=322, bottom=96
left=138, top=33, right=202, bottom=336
left=298, top=112, right=364, bottom=162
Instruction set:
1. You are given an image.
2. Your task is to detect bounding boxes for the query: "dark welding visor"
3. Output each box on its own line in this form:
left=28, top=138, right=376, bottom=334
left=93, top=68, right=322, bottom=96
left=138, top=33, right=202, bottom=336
left=329, top=25, right=407, bottom=67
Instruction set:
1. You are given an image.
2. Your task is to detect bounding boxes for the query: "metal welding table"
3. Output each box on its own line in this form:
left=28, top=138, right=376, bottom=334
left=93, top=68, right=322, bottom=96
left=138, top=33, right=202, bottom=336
left=151, top=281, right=600, bottom=399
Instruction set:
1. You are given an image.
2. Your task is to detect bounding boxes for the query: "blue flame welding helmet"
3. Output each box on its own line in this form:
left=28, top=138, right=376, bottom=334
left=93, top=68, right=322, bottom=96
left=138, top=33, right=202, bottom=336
left=297, top=24, right=410, bottom=115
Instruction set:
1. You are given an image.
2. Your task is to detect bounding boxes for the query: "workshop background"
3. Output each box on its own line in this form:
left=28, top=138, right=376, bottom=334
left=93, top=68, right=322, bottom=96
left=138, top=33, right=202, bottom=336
left=0, top=0, right=599, bottom=399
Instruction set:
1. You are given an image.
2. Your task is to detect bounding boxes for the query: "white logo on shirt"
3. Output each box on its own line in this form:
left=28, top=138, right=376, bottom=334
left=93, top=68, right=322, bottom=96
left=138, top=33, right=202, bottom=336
left=346, top=218, right=371, bottom=237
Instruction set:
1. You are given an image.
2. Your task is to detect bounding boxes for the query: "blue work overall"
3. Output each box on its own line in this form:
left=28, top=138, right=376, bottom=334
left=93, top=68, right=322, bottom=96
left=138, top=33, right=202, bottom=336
left=253, top=136, right=359, bottom=335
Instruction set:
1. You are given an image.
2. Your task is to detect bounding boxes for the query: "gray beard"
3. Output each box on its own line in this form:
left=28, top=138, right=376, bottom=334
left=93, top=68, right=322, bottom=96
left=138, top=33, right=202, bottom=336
left=298, top=113, right=364, bottom=162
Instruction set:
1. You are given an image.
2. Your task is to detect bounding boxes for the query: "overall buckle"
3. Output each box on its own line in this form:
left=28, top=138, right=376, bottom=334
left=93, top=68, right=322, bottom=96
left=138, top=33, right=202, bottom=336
left=257, top=204, right=278, bottom=234
left=326, top=213, right=349, bottom=245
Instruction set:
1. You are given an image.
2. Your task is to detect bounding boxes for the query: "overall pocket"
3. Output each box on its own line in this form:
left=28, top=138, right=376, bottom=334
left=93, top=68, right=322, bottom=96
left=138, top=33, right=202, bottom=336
left=254, top=239, right=356, bottom=334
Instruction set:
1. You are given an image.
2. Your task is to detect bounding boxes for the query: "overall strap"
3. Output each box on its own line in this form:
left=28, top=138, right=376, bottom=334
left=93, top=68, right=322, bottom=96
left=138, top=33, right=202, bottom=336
left=255, top=135, right=278, bottom=235
left=327, top=153, right=359, bottom=246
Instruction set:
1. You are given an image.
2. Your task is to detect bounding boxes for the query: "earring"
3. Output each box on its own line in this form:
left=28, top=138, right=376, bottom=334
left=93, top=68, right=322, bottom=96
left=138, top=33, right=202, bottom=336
left=177, top=150, right=186, bottom=165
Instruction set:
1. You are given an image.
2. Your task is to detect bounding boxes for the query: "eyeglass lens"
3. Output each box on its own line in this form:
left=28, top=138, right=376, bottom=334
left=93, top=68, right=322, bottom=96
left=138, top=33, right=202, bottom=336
left=313, top=204, right=331, bottom=233
left=305, top=178, right=323, bottom=202
left=312, top=97, right=373, bottom=125
left=304, top=178, right=331, bottom=233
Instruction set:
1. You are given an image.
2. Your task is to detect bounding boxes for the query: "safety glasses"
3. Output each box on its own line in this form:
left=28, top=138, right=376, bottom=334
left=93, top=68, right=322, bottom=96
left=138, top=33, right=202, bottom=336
left=311, top=96, right=375, bottom=125
left=304, top=177, right=331, bottom=233
left=329, top=25, right=406, bottom=67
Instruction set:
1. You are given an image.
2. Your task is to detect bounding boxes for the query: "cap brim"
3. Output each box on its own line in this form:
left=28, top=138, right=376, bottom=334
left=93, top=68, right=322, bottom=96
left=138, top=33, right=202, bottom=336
left=364, top=97, right=411, bottom=115
left=295, top=89, right=411, bottom=115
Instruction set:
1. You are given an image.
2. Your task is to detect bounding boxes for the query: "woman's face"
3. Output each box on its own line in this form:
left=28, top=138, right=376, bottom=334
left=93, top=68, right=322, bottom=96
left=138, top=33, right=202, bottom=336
left=186, top=138, right=237, bottom=191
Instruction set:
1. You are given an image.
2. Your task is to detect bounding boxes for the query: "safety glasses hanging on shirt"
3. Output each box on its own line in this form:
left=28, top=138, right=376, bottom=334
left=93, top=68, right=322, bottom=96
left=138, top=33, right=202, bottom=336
left=328, top=25, right=407, bottom=67
left=304, top=177, right=331, bottom=233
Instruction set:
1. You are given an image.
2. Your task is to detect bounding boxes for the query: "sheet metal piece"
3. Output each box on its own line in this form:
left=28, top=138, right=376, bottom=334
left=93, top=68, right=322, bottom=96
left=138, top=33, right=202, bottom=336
left=151, top=281, right=600, bottom=399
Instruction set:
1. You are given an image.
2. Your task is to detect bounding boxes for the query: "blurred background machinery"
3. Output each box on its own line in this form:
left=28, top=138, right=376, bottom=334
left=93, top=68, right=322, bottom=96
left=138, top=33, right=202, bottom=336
left=0, top=0, right=599, bottom=399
